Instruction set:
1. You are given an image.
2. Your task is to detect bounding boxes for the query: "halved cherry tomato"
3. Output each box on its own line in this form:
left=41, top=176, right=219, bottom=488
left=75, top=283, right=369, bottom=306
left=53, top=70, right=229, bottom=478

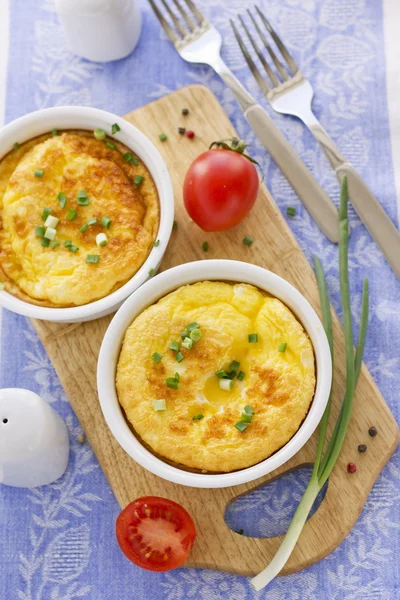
left=183, top=145, right=259, bottom=232
left=116, top=496, right=196, bottom=572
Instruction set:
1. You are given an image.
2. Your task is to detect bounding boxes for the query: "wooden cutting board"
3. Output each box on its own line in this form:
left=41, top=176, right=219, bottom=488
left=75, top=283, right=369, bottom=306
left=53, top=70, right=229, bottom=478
left=32, top=85, right=399, bottom=576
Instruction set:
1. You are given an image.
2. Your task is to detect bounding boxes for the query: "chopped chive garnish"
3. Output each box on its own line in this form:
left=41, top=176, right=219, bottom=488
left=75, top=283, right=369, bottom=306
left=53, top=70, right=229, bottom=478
left=69, top=245, right=79, bottom=253
left=166, top=377, right=179, bottom=389
left=111, top=123, right=121, bottom=135
left=219, top=378, right=234, bottom=391
left=176, top=351, right=184, bottom=363
left=80, top=224, right=89, bottom=233
left=13, top=142, right=20, bottom=151
left=242, top=236, right=254, bottom=247
left=87, top=218, right=97, bottom=226
left=278, top=342, right=287, bottom=352
left=174, top=372, right=180, bottom=381
left=190, top=328, right=201, bottom=342
left=123, top=152, right=139, bottom=165
left=34, top=169, right=44, bottom=178
left=134, top=175, right=144, bottom=185
left=77, top=190, right=88, bottom=198
left=44, top=227, right=56, bottom=240
left=182, top=337, right=193, bottom=350
left=57, top=192, right=67, bottom=208
left=101, top=216, right=112, bottom=229
left=96, top=233, right=108, bottom=247
left=159, top=133, right=168, bottom=142
left=51, top=129, right=58, bottom=137
left=180, top=330, right=188, bottom=340
left=202, top=241, right=209, bottom=252
left=187, top=322, right=199, bottom=331
left=77, top=191, right=89, bottom=206
left=248, top=333, right=258, bottom=343
left=105, top=141, right=116, bottom=150
left=170, top=341, right=180, bottom=352
left=148, top=268, right=155, bottom=277
left=153, top=399, right=166, bottom=412
left=151, top=352, right=163, bottom=364
left=229, top=360, right=240, bottom=373
left=287, top=206, right=296, bottom=217
left=41, top=208, right=52, bottom=221
left=241, top=413, right=253, bottom=423
left=86, top=254, right=99, bottom=263
left=237, top=371, right=245, bottom=381
left=35, top=226, right=45, bottom=237
left=244, top=405, right=254, bottom=415
left=173, top=220, right=178, bottom=230
left=216, top=370, right=227, bottom=378
left=94, top=128, right=106, bottom=141
left=44, top=215, right=59, bottom=229
left=66, top=208, right=78, bottom=221
left=235, top=421, right=248, bottom=432
left=154, top=239, right=160, bottom=247
left=41, top=237, right=50, bottom=247
left=192, top=414, right=204, bottom=421
left=64, top=240, right=72, bottom=247
left=50, top=240, right=60, bottom=249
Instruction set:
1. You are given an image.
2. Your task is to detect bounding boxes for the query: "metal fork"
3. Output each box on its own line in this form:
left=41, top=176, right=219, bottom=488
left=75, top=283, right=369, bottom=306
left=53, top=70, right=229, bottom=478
left=148, top=0, right=340, bottom=242
left=233, top=6, right=400, bottom=278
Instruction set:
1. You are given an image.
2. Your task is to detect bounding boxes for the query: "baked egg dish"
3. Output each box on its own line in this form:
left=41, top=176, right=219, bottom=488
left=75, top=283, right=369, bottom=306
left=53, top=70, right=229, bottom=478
left=0, top=130, right=159, bottom=307
left=116, top=281, right=316, bottom=473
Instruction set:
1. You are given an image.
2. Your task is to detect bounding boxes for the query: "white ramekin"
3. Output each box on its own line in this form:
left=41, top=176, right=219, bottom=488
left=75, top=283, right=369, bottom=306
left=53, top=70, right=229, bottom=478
left=0, top=106, right=174, bottom=322
left=97, top=259, right=332, bottom=489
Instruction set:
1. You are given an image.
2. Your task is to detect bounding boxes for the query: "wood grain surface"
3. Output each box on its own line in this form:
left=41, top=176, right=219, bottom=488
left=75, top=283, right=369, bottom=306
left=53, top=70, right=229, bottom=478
left=32, top=85, right=399, bottom=576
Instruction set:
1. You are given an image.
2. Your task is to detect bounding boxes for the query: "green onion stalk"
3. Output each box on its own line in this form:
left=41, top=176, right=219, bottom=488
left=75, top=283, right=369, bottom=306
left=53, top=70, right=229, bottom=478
left=251, top=177, right=369, bottom=592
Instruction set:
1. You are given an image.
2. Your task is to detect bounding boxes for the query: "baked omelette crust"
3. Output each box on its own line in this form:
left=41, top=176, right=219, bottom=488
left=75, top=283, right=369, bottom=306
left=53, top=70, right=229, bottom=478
left=0, top=131, right=159, bottom=307
left=116, top=281, right=316, bottom=473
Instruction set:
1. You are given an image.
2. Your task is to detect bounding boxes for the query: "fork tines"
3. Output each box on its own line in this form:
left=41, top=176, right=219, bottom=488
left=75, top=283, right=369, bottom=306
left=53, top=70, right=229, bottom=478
left=231, top=6, right=299, bottom=92
left=148, top=0, right=208, bottom=46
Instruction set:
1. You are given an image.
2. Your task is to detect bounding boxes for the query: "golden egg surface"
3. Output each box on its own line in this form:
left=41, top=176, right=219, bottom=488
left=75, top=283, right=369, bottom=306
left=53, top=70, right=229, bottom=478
left=0, top=131, right=159, bottom=307
left=116, top=281, right=316, bottom=473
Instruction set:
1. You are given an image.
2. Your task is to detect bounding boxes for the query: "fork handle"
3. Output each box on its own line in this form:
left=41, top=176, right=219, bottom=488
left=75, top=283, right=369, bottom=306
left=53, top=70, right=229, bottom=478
left=310, top=123, right=400, bottom=278
left=245, top=104, right=339, bottom=242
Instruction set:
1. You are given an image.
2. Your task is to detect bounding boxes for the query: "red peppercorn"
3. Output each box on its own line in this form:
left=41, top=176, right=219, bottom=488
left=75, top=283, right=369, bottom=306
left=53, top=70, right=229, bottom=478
left=347, top=462, right=357, bottom=473
left=186, top=130, right=195, bottom=139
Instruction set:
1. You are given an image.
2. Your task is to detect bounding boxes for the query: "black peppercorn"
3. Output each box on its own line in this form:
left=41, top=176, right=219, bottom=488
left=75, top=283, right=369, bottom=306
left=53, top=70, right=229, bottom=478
left=182, top=108, right=189, bottom=116
left=368, top=426, right=377, bottom=437
left=178, top=127, right=186, bottom=135
left=358, top=444, right=367, bottom=453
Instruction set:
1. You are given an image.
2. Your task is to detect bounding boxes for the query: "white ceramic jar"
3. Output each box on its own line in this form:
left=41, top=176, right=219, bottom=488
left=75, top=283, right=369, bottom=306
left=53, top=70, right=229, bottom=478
left=55, top=0, right=142, bottom=62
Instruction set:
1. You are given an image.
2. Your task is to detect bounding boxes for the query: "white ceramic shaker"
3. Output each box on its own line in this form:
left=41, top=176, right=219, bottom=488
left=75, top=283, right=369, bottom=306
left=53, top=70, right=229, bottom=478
left=0, top=388, right=69, bottom=488
left=55, top=0, right=142, bottom=63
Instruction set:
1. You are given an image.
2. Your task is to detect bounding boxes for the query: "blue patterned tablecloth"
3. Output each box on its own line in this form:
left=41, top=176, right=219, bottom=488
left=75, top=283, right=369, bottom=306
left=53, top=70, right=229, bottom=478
left=1, top=1, right=399, bottom=598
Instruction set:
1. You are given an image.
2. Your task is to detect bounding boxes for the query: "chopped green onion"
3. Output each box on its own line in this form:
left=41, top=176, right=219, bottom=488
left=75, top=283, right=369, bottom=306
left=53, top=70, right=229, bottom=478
left=51, top=129, right=58, bottom=137
left=166, top=377, right=179, bottom=389
left=57, top=192, right=67, bottom=208
left=219, top=379, right=234, bottom=391
left=66, top=208, right=78, bottom=221
left=34, top=169, right=44, bottom=178
left=86, top=254, right=99, bottom=263
left=151, top=352, right=163, bottom=364
left=180, top=330, right=188, bottom=340
left=101, top=216, right=112, bottom=229
left=50, top=240, right=60, bottom=249
left=237, top=371, right=245, bottom=381
left=80, top=224, right=89, bottom=233
left=41, top=237, right=50, bottom=247
left=159, top=133, right=168, bottom=142
left=77, top=198, right=89, bottom=206
left=229, top=360, right=240, bottom=373
left=190, top=328, right=201, bottom=342
left=78, top=190, right=87, bottom=199
left=244, top=405, right=254, bottom=415
left=187, top=322, right=199, bottom=331
left=44, top=215, right=59, bottom=229
left=216, top=370, right=227, bottom=378
left=123, top=152, right=139, bottom=166
left=173, top=220, right=178, bottom=230
left=248, top=333, right=258, bottom=343
left=174, top=372, right=180, bottom=381
left=96, top=233, right=108, bottom=247
left=182, top=337, right=193, bottom=350
left=35, top=226, right=45, bottom=237
left=134, top=175, right=144, bottom=185
left=202, top=241, right=209, bottom=252
left=87, top=218, right=97, bottom=226
left=176, top=351, right=184, bottom=363
left=192, top=414, right=204, bottom=421
left=235, top=421, right=248, bottom=432
left=13, top=142, right=20, bottom=151
left=154, top=239, right=160, bottom=247
left=241, top=413, right=253, bottom=423
left=148, top=268, right=155, bottom=277
left=94, top=128, right=106, bottom=141
left=44, top=227, right=56, bottom=240
left=105, top=141, right=116, bottom=150
left=170, top=341, right=180, bottom=352
left=242, top=236, right=253, bottom=247
left=111, top=123, right=121, bottom=135
left=278, top=342, right=287, bottom=352
left=286, top=206, right=296, bottom=217
left=41, top=208, right=52, bottom=221
left=69, top=245, right=79, bottom=253
left=153, top=399, right=166, bottom=412
left=64, top=240, right=72, bottom=248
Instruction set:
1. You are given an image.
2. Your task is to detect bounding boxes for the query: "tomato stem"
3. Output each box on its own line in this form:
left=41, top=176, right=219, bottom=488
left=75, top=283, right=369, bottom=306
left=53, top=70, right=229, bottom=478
left=209, top=137, right=259, bottom=166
